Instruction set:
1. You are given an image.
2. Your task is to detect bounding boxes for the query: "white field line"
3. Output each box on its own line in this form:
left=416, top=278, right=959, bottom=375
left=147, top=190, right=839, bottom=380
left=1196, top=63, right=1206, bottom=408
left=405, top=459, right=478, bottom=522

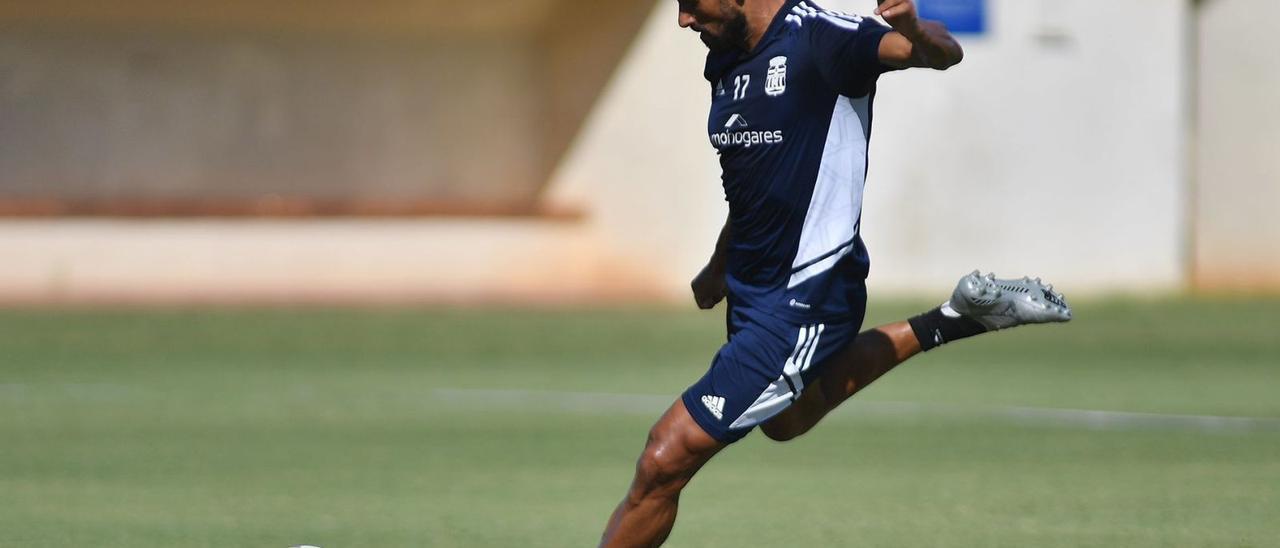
left=0, top=382, right=142, bottom=402
left=5, top=383, right=1278, bottom=434
left=433, top=388, right=674, bottom=415
left=432, top=388, right=1280, bottom=434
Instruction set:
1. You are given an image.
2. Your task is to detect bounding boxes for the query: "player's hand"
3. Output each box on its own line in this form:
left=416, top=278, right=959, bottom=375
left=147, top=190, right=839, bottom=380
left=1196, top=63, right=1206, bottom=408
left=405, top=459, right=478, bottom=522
left=690, top=263, right=728, bottom=310
left=875, top=0, right=925, bottom=37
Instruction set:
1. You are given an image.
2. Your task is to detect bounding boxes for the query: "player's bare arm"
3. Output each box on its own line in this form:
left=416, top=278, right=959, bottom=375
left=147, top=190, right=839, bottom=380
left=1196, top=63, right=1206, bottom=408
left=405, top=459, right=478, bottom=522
left=875, top=0, right=964, bottom=70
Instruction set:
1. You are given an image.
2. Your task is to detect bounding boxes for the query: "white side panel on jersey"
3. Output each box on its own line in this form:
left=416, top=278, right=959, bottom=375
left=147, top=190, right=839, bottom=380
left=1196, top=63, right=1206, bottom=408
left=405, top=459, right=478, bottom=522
left=787, top=94, right=871, bottom=289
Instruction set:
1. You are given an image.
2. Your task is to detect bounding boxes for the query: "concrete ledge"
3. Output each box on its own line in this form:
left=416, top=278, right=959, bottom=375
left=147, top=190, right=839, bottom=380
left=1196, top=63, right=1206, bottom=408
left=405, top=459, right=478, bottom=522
left=0, top=220, right=671, bottom=305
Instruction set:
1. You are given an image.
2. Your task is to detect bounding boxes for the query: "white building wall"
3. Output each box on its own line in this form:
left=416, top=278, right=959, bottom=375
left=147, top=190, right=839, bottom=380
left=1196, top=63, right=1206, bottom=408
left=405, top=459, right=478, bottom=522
left=862, top=0, right=1188, bottom=293
left=550, top=0, right=1191, bottom=297
left=1194, top=0, right=1280, bottom=290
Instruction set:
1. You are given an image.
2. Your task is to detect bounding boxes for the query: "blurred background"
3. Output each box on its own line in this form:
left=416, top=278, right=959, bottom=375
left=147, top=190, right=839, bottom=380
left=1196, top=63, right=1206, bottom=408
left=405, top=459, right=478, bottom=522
left=1, top=0, right=1276, bottom=303
left=1, top=0, right=1277, bottom=546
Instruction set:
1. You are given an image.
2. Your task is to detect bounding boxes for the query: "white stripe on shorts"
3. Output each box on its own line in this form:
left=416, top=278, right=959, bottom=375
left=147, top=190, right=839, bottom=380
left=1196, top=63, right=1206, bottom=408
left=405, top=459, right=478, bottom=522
left=800, top=324, right=825, bottom=374
left=784, top=325, right=816, bottom=396
left=728, top=323, right=826, bottom=430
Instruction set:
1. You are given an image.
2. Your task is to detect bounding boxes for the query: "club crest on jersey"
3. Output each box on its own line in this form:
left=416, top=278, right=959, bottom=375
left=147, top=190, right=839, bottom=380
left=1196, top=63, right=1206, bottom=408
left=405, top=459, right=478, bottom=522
left=765, top=56, right=788, bottom=97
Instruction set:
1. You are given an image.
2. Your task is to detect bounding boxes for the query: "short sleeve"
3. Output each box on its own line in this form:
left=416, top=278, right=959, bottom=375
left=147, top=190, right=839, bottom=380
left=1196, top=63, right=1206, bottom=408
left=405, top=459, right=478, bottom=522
left=807, top=13, right=896, bottom=97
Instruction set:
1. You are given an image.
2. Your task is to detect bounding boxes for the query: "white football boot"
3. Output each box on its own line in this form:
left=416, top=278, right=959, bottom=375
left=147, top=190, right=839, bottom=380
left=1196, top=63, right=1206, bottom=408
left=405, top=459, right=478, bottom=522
left=945, top=271, right=1072, bottom=330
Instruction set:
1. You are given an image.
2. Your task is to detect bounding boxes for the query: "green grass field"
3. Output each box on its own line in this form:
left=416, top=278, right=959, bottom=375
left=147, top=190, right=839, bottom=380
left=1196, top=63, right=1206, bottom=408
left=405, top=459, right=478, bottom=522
left=2, top=298, right=1279, bottom=547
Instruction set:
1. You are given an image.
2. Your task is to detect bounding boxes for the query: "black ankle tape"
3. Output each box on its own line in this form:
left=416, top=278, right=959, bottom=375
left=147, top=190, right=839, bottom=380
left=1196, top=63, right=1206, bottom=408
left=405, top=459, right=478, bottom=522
left=909, top=306, right=989, bottom=352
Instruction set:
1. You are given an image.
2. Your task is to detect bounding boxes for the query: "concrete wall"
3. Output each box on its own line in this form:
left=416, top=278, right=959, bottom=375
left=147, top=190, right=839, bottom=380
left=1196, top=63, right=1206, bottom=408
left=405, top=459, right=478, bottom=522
left=0, top=0, right=666, bottom=304
left=0, top=0, right=650, bottom=207
left=0, top=30, right=546, bottom=203
left=0, top=219, right=654, bottom=304
left=1193, top=0, right=1280, bottom=290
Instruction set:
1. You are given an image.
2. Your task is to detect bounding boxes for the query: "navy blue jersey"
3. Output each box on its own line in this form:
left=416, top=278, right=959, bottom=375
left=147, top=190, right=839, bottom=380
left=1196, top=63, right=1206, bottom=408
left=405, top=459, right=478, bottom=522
left=705, top=0, right=896, bottom=321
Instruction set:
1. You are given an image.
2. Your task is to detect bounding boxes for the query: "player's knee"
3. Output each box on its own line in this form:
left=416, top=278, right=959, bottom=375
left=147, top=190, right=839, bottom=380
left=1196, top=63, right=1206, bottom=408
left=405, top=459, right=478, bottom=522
left=632, top=438, right=694, bottom=499
left=634, top=446, right=690, bottom=496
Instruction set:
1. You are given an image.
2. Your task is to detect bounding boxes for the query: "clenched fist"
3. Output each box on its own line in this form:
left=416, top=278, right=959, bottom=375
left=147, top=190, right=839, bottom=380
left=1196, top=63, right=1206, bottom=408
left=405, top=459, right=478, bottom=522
left=690, top=263, right=727, bottom=310
left=875, top=0, right=925, bottom=38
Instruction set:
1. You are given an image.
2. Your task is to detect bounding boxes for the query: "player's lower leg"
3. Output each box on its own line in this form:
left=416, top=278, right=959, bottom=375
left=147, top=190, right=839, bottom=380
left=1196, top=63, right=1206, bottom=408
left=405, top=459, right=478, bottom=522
left=600, top=399, right=725, bottom=548
left=761, top=271, right=1071, bottom=441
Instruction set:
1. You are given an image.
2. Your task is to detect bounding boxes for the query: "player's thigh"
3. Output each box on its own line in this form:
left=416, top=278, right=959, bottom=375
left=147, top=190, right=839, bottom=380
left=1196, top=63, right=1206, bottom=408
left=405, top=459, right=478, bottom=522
left=763, top=336, right=863, bottom=431
left=814, top=340, right=866, bottom=404
left=762, top=371, right=841, bottom=432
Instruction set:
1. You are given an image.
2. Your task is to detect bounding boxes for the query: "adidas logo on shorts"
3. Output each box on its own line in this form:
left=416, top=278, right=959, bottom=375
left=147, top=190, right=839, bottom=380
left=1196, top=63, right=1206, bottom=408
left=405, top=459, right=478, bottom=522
left=701, top=395, right=726, bottom=420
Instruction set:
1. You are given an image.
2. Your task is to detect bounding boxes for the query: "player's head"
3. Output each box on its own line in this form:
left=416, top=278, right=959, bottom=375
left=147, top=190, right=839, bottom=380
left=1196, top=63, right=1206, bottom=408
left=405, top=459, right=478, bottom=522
left=676, top=0, right=749, bottom=51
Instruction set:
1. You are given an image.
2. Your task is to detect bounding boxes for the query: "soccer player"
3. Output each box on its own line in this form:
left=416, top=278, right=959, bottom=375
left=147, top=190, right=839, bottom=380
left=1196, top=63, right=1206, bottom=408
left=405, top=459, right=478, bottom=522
left=599, top=0, right=1071, bottom=546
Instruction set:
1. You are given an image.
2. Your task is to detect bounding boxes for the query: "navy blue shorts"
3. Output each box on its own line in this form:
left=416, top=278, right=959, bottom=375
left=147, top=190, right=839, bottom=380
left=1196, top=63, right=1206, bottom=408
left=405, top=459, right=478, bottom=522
left=681, top=295, right=866, bottom=444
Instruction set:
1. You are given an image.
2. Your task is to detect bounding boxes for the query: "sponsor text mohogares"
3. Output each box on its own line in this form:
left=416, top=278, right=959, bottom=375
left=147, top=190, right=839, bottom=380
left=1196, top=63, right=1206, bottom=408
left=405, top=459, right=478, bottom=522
left=710, top=130, right=785, bottom=149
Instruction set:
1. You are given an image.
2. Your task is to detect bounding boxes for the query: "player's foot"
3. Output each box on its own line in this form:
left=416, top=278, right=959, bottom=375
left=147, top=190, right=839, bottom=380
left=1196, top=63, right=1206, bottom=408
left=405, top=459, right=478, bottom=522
left=945, top=271, right=1072, bottom=330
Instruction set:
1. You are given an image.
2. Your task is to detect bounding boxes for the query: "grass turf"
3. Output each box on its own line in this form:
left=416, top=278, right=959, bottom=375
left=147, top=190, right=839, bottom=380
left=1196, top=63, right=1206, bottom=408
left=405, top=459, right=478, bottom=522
left=1, top=298, right=1278, bottom=546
